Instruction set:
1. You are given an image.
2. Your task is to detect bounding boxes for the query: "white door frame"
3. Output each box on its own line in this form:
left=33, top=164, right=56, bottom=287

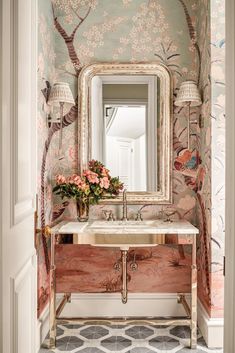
left=224, top=0, right=235, bottom=351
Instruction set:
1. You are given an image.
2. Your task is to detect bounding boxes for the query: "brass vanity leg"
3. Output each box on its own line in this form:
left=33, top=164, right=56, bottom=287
left=49, top=232, right=56, bottom=349
left=177, top=293, right=191, bottom=317
left=190, top=236, right=197, bottom=349
left=121, top=250, right=128, bottom=304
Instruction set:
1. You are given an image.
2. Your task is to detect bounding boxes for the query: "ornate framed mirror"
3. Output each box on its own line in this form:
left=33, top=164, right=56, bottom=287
left=78, top=63, right=172, bottom=204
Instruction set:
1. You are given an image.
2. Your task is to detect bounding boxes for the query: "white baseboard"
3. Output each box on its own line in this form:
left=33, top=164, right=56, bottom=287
left=36, top=302, right=49, bottom=352
left=197, top=300, right=224, bottom=348
left=36, top=293, right=224, bottom=350
left=36, top=296, right=64, bottom=352
left=61, top=293, right=190, bottom=317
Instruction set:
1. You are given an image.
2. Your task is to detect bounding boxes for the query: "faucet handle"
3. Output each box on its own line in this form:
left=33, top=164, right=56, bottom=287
left=102, top=210, right=110, bottom=221
left=102, top=210, right=115, bottom=221
left=108, top=210, right=115, bottom=221
left=158, top=209, right=164, bottom=219
left=135, top=210, right=143, bottom=221
left=162, top=207, right=175, bottom=223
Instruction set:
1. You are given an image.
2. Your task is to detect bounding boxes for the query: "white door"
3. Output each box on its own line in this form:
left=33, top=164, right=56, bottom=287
left=91, top=76, right=103, bottom=162
left=117, top=139, right=134, bottom=190
left=0, top=1, right=37, bottom=353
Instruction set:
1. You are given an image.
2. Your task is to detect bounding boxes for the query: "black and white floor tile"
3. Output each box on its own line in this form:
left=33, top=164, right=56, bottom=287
left=40, top=324, right=223, bottom=353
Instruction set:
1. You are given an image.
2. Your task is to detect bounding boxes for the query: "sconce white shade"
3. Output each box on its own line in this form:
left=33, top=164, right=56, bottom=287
left=48, top=82, right=75, bottom=115
left=175, top=80, right=202, bottom=107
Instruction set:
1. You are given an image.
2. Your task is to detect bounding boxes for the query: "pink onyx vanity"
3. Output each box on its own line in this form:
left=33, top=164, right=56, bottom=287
left=47, top=219, right=199, bottom=350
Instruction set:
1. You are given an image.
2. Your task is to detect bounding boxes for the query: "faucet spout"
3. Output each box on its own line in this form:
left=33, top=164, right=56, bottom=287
left=122, top=189, right=128, bottom=221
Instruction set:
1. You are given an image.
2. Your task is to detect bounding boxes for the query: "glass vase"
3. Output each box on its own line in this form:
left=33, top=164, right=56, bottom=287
left=77, top=200, right=89, bottom=222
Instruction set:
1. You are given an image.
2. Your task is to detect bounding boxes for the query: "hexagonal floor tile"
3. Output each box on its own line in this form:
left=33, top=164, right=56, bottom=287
left=125, top=326, right=154, bottom=339
left=149, top=335, right=180, bottom=350
left=80, top=326, right=109, bottom=339
left=128, top=348, right=157, bottom=353
left=56, top=336, right=70, bottom=351
left=101, top=336, right=132, bottom=351
left=57, top=326, right=64, bottom=337
left=76, top=348, right=105, bottom=353
left=66, top=336, right=84, bottom=351
left=176, top=348, right=206, bottom=353
left=170, top=326, right=191, bottom=339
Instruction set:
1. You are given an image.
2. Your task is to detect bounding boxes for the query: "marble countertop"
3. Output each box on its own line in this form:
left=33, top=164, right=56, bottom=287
left=51, top=219, right=199, bottom=235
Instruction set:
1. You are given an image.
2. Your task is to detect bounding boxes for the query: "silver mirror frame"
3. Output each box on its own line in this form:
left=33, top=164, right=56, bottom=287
left=78, top=62, right=173, bottom=205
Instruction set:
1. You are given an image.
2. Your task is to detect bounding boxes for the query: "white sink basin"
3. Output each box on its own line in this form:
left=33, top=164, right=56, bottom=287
left=90, top=220, right=157, bottom=230
left=84, top=220, right=164, bottom=249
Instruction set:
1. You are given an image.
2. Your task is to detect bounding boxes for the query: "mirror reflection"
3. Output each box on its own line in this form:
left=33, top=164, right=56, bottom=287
left=105, top=104, right=146, bottom=191
left=91, top=76, right=159, bottom=192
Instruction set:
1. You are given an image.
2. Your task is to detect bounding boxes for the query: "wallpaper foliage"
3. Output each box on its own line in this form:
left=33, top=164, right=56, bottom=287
left=195, top=0, right=225, bottom=318
left=37, top=0, right=225, bottom=318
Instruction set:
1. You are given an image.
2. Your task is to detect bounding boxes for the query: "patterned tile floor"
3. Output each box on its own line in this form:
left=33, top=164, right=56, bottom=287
left=40, top=324, right=223, bottom=353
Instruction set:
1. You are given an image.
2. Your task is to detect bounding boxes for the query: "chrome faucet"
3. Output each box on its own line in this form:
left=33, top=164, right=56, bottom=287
left=122, top=189, right=128, bottom=221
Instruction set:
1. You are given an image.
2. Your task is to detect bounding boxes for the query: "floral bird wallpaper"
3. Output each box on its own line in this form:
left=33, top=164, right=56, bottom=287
left=37, top=0, right=225, bottom=320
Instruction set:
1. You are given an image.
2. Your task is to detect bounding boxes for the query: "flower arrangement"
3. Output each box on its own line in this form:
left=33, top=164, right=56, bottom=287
left=53, top=160, right=123, bottom=221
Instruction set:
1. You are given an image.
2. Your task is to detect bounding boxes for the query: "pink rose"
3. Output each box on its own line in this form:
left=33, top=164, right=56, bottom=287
left=101, top=167, right=110, bottom=177
left=67, top=174, right=79, bottom=185
left=83, top=170, right=90, bottom=177
left=100, top=177, right=110, bottom=189
left=72, top=175, right=82, bottom=186
left=83, top=170, right=99, bottom=184
left=56, top=174, right=66, bottom=184
left=80, top=182, right=90, bottom=192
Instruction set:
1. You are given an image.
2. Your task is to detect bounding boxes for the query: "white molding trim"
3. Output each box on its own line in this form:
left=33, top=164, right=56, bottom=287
left=197, top=300, right=223, bottom=348
left=60, top=293, right=190, bottom=317
left=36, top=302, right=50, bottom=352
left=100, top=75, right=155, bottom=85
left=225, top=0, right=235, bottom=351
left=10, top=254, right=37, bottom=353
left=0, top=0, right=3, bottom=350
left=36, top=295, right=63, bottom=352
left=10, top=0, right=35, bottom=226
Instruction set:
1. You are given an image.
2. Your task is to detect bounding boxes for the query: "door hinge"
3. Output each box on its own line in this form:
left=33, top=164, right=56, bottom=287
left=223, top=256, right=225, bottom=276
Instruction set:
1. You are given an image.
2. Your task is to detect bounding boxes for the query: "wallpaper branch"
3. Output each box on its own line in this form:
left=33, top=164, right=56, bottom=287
left=37, top=0, right=225, bottom=319
left=38, top=1, right=94, bottom=274
left=52, top=4, right=81, bottom=74
left=177, top=0, right=201, bottom=85
left=40, top=103, right=78, bottom=273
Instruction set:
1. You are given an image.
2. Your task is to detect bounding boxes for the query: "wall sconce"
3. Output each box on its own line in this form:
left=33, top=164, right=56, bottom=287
left=48, top=82, right=75, bottom=157
left=175, top=81, right=202, bottom=149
